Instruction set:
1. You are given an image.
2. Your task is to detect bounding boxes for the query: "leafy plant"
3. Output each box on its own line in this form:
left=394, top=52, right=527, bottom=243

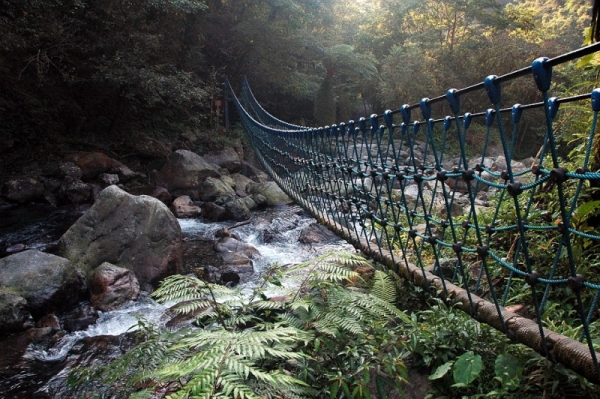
left=68, top=251, right=411, bottom=399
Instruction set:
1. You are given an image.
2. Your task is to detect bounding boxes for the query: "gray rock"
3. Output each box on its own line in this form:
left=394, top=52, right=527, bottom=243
left=0, top=250, right=83, bottom=318
left=224, top=199, right=251, bottom=221
left=199, top=177, right=236, bottom=202
left=128, top=186, right=172, bottom=205
left=213, top=237, right=259, bottom=258
left=246, top=182, right=292, bottom=206
left=203, top=202, right=226, bottom=222
left=1, top=178, right=45, bottom=203
left=0, top=289, right=33, bottom=334
left=58, top=162, right=83, bottom=180
left=171, top=195, right=202, bottom=218
left=88, top=262, right=140, bottom=311
left=58, top=177, right=91, bottom=204
left=155, top=149, right=221, bottom=199
left=98, top=173, right=119, bottom=186
left=229, top=173, right=254, bottom=197
left=203, top=147, right=242, bottom=173
left=58, top=185, right=182, bottom=289
left=299, top=223, right=339, bottom=244
left=241, top=161, right=270, bottom=183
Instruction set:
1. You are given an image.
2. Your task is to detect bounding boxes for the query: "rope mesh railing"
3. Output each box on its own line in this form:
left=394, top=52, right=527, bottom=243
left=225, top=42, right=600, bottom=384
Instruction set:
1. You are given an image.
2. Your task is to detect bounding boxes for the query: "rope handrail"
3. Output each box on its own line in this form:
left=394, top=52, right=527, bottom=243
left=225, top=42, right=600, bottom=385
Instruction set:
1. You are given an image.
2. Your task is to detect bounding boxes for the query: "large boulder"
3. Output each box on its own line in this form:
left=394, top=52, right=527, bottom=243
left=0, top=250, right=83, bottom=318
left=58, top=185, right=183, bottom=289
left=246, top=182, right=292, bottom=206
left=88, top=262, right=140, bottom=311
left=155, top=149, right=221, bottom=199
left=203, top=147, right=242, bottom=173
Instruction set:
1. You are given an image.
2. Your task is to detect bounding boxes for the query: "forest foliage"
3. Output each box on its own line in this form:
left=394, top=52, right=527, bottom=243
left=0, top=0, right=596, bottom=153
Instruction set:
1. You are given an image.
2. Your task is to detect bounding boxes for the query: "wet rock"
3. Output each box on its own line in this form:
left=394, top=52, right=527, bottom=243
left=58, top=162, right=82, bottom=180
left=128, top=186, right=172, bottom=205
left=155, top=149, right=221, bottom=199
left=0, top=250, right=83, bottom=319
left=88, top=262, right=140, bottom=311
left=230, top=173, right=254, bottom=197
left=171, top=195, right=202, bottom=218
left=58, top=185, right=183, bottom=290
left=63, top=303, right=99, bottom=332
left=241, top=161, right=270, bottom=183
left=109, top=161, right=139, bottom=183
left=214, top=228, right=240, bottom=240
left=98, top=173, right=119, bottom=187
left=246, top=182, right=292, bottom=206
left=203, top=146, right=242, bottom=173
left=74, top=152, right=114, bottom=180
left=5, top=243, right=26, bottom=254
left=1, top=177, right=45, bottom=204
left=58, top=176, right=91, bottom=204
left=203, top=202, right=226, bottom=222
left=299, top=223, right=339, bottom=244
left=0, top=290, right=33, bottom=334
left=36, top=313, right=60, bottom=330
left=224, top=198, right=251, bottom=221
left=199, top=176, right=236, bottom=202
left=213, top=237, right=259, bottom=258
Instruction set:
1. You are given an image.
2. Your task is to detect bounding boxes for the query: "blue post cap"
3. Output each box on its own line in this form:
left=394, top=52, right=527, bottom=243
left=320, top=127, right=327, bottom=137
left=446, top=88, right=460, bottom=114
left=511, top=104, right=522, bottom=123
left=484, top=75, right=501, bottom=105
left=485, top=108, right=495, bottom=127
left=358, top=117, right=368, bottom=135
left=463, top=112, right=473, bottom=129
left=383, top=110, right=394, bottom=132
left=338, top=122, right=347, bottom=135
left=347, top=120, right=356, bottom=136
left=427, top=118, right=434, bottom=131
left=413, top=121, right=420, bottom=135
left=420, top=98, right=431, bottom=120
left=370, top=114, right=379, bottom=134
left=592, top=89, right=600, bottom=112
left=548, top=97, right=560, bottom=119
left=532, top=57, right=552, bottom=92
left=444, top=116, right=452, bottom=130
left=330, top=124, right=339, bottom=137
left=401, top=104, right=411, bottom=124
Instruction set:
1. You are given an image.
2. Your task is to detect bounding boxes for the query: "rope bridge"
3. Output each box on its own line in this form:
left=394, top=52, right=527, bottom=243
left=225, top=42, right=600, bottom=384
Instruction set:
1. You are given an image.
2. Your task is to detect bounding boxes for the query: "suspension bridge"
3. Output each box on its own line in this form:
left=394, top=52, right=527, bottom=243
left=225, top=42, right=600, bottom=384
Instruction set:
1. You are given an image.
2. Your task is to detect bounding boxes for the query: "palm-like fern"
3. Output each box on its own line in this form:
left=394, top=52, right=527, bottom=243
left=69, top=250, right=410, bottom=398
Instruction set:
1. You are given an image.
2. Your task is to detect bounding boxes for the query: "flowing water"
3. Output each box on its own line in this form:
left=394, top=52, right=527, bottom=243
left=0, top=204, right=352, bottom=398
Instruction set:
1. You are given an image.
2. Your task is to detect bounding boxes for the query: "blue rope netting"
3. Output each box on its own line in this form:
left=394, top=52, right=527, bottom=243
left=225, top=42, right=600, bottom=383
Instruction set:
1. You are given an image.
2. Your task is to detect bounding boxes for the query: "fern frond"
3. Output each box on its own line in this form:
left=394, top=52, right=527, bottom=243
left=370, top=270, right=397, bottom=304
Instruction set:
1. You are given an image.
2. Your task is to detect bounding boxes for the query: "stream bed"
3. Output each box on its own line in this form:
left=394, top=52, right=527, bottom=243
left=0, top=204, right=352, bottom=398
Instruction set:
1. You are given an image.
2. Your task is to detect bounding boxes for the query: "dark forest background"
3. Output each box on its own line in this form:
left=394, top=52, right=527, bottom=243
left=0, top=0, right=596, bottom=167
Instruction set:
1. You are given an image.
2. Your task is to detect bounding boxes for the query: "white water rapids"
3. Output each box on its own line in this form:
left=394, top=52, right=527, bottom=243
left=26, top=205, right=353, bottom=363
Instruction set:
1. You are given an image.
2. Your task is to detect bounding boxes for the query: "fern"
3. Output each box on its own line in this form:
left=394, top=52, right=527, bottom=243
left=69, top=250, right=410, bottom=398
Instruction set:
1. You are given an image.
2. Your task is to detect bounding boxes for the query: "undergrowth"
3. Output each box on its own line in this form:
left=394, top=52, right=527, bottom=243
left=68, top=250, right=600, bottom=398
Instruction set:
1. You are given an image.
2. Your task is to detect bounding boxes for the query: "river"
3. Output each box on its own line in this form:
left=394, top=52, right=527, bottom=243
left=0, top=204, right=352, bottom=398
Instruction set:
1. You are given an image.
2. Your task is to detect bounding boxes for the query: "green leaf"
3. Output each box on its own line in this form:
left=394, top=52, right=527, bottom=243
left=452, top=351, right=483, bottom=386
left=429, top=361, right=453, bottom=380
left=494, top=354, right=522, bottom=389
